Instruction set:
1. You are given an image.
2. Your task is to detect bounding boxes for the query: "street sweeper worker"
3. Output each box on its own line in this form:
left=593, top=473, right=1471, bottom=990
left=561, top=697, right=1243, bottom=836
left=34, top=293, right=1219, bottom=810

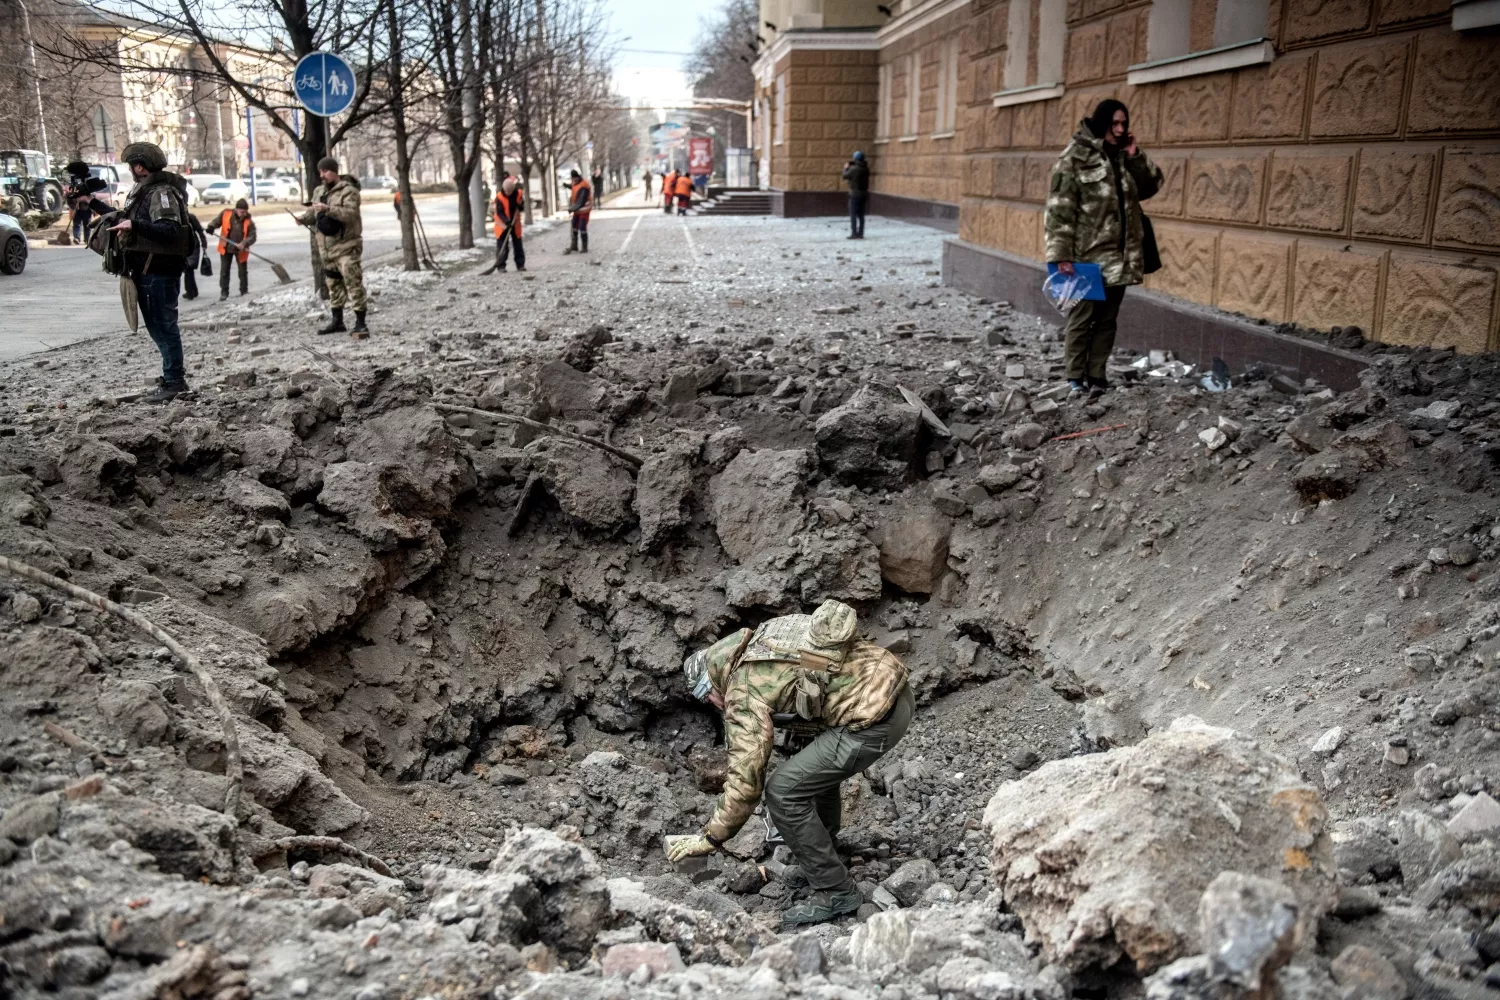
left=666, top=599, right=914, bottom=927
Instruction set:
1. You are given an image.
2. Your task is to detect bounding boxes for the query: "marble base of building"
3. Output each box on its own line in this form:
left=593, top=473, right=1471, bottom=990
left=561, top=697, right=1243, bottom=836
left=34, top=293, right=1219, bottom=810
left=767, top=190, right=959, bottom=232
left=942, top=239, right=1371, bottom=392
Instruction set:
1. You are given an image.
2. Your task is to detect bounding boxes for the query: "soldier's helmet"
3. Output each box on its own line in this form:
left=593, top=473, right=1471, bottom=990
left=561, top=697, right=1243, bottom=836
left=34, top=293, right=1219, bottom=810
left=121, top=142, right=168, bottom=172
left=807, top=599, right=857, bottom=651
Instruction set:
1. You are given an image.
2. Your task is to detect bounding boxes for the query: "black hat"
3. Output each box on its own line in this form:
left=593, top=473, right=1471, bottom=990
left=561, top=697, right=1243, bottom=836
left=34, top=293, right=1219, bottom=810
left=317, top=156, right=339, bottom=173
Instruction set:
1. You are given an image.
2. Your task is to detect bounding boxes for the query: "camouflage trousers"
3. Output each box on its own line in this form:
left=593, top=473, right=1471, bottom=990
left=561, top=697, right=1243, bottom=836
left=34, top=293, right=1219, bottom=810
left=1063, top=284, right=1126, bottom=380
left=324, top=253, right=367, bottom=311
left=763, top=685, right=914, bottom=892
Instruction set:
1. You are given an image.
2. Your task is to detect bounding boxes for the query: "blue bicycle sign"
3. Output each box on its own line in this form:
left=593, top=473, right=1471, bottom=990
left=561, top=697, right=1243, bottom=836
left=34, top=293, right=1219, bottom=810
left=293, top=52, right=356, bottom=117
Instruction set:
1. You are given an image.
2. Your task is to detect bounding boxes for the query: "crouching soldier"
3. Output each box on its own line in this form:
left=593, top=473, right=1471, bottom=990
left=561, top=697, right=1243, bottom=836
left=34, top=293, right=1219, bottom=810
left=667, top=600, right=914, bottom=927
left=299, top=156, right=368, bottom=335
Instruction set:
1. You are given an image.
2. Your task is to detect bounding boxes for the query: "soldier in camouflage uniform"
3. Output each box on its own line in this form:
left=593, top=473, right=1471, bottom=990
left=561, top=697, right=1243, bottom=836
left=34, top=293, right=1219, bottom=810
left=1045, top=98, right=1162, bottom=395
left=299, top=156, right=369, bottom=336
left=668, top=600, right=914, bottom=927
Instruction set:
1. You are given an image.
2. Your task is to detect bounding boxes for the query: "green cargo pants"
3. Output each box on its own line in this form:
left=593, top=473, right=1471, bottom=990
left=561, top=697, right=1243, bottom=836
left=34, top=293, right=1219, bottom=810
left=763, top=684, right=915, bottom=891
left=1063, top=284, right=1127, bottom=380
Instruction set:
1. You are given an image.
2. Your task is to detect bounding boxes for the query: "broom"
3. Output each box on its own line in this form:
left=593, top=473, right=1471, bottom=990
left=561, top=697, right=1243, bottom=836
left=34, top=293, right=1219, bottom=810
left=217, top=235, right=292, bottom=284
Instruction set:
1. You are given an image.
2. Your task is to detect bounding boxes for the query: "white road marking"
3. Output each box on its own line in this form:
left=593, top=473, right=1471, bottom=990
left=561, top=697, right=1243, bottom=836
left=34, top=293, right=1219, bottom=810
left=680, top=218, right=699, bottom=264
left=616, top=213, right=643, bottom=255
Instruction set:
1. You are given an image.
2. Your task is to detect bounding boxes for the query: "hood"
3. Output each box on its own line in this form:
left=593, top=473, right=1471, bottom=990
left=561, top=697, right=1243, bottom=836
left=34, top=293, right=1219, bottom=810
left=1073, top=123, right=1106, bottom=151
left=342, top=174, right=362, bottom=189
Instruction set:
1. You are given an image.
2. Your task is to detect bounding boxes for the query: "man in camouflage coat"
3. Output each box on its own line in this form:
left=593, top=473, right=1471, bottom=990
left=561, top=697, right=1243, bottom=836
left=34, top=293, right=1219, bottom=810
left=299, top=156, right=368, bottom=335
left=668, top=600, right=914, bottom=927
left=1045, top=98, right=1162, bottom=394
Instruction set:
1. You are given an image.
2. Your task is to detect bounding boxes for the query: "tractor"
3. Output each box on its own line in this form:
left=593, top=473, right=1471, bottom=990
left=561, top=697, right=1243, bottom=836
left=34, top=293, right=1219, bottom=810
left=0, top=149, right=64, bottom=216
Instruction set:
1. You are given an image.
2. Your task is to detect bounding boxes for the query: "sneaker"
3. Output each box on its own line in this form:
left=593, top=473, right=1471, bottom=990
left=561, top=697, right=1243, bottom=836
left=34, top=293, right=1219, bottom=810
left=781, top=884, right=863, bottom=928
left=143, top=380, right=189, bottom=404
left=1067, top=379, right=1087, bottom=396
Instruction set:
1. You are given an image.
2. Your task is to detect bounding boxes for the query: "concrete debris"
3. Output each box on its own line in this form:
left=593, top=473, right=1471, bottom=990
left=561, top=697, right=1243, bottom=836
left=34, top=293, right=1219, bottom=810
left=983, top=717, right=1337, bottom=974
left=2, top=211, right=1499, bottom=1000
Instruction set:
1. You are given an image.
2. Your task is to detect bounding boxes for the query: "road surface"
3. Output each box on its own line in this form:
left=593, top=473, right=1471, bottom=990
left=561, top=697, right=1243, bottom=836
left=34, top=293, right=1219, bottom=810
left=0, top=194, right=464, bottom=362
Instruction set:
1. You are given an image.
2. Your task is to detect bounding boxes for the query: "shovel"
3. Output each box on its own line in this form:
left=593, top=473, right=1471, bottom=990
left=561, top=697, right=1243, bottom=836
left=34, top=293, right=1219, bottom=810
left=218, top=236, right=293, bottom=285
left=478, top=226, right=512, bottom=276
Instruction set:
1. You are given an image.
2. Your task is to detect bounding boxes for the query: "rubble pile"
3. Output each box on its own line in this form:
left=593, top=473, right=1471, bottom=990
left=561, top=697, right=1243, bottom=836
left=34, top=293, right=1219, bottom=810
left=2, top=214, right=1500, bottom=998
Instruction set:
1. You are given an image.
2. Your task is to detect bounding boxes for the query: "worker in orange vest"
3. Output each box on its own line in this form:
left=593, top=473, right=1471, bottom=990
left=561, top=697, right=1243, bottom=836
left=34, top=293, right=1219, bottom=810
left=392, top=189, right=402, bottom=217
left=662, top=168, right=678, bottom=215
left=492, top=174, right=525, bottom=272
left=215, top=198, right=256, bottom=300
left=674, top=171, right=694, bottom=216
left=564, top=169, right=592, bottom=254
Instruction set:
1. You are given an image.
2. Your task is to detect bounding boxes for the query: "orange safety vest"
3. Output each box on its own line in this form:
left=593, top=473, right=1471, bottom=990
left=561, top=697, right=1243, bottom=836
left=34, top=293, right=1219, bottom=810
left=216, top=209, right=254, bottom=262
left=493, top=187, right=524, bottom=238
left=663, top=172, right=678, bottom=201
left=569, top=178, right=592, bottom=216
left=674, top=175, right=693, bottom=198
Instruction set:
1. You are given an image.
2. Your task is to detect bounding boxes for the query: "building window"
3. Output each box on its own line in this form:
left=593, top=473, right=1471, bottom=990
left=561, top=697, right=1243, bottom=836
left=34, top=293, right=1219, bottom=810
left=92, top=106, right=115, bottom=154
left=996, top=0, right=1066, bottom=104
left=774, top=73, right=786, bottom=145
left=876, top=62, right=893, bottom=140
left=933, top=36, right=959, bottom=134
left=1134, top=0, right=1272, bottom=84
left=903, top=53, right=919, bottom=138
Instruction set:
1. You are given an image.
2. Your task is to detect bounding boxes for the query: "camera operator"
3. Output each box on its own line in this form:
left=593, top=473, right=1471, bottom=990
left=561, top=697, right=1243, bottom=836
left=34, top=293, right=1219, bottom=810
left=64, top=161, right=98, bottom=246
left=81, top=142, right=196, bottom=404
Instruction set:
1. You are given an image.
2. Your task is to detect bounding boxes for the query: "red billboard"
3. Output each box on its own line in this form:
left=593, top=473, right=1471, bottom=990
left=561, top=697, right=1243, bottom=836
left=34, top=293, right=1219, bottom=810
left=689, top=136, right=713, bottom=177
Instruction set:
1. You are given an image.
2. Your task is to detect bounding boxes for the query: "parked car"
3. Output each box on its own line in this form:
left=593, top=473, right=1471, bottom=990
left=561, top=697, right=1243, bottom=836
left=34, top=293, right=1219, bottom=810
left=361, top=175, right=398, bottom=191
left=89, top=163, right=134, bottom=200
left=0, top=212, right=27, bottom=275
left=201, top=179, right=250, bottom=204
left=185, top=173, right=226, bottom=192
left=252, top=176, right=300, bottom=201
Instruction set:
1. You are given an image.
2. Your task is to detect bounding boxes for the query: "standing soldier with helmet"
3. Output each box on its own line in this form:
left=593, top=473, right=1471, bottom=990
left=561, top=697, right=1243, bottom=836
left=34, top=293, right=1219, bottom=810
left=79, top=141, right=195, bottom=403
left=298, top=156, right=368, bottom=335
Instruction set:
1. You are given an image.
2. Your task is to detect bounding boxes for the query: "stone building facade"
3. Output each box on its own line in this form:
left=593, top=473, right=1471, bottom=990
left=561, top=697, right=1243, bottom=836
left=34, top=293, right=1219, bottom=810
left=752, top=0, right=1500, bottom=354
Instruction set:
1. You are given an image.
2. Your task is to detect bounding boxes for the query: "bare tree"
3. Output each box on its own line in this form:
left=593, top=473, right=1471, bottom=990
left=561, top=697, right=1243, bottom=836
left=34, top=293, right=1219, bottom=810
left=685, top=0, right=755, bottom=103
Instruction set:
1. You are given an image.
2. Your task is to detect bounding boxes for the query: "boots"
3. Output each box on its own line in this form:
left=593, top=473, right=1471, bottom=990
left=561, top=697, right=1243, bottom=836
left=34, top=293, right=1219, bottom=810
left=580, top=232, right=588, bottom=253
left=317, top=308, right=346, bottom=335
left=352, top=310, right=368, bottom=333
left=564, top=231, right=578, bottom=254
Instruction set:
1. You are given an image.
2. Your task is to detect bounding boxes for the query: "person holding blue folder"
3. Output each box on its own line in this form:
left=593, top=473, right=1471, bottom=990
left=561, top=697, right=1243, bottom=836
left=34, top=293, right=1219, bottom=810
left=1044, top=99, right=1163, bottom=396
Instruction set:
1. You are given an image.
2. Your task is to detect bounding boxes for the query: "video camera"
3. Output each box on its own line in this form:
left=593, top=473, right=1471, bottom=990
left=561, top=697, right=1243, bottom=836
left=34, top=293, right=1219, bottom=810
left=64, top=161, right=107, bottom=206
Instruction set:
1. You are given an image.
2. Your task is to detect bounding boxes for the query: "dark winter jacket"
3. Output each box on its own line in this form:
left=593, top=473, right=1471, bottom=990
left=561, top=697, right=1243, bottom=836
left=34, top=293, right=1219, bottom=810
left=89, top=170, right=192, bottom=278
left=842, top=161, right=869, bottom=195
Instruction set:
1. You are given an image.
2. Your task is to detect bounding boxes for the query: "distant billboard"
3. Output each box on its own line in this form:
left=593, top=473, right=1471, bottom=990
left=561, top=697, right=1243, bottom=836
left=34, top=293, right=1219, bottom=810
left=688, top=136, right=712, bottom=176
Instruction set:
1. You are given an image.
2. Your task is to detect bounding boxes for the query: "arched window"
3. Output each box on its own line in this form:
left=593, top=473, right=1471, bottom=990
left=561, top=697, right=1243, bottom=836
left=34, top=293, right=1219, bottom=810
left=92, top=106, right=115, bottom=155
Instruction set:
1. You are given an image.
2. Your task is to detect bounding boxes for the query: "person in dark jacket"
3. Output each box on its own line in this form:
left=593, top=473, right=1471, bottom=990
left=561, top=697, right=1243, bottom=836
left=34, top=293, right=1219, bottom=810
left=84, top=141, right=194, bottom=403
left=182, top=212, right=207, bottom=300
left=841, top=151, right=869, bottom=240
left=1044, top=98, right=1163, bottom=396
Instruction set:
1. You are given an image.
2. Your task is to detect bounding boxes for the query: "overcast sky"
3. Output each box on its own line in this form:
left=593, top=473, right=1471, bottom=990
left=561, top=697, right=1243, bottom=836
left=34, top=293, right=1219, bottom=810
left=606, top=0, right=708, bottom=105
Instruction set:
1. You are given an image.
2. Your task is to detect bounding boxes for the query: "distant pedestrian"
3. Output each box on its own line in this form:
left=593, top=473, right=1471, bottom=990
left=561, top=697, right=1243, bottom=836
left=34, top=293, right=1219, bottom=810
left=492, top=174, right=525, bottom=272
left=216, top=199, right=256, bottom=300
left=643, top=171, right=653, bottom=201
left=674, top=171, right=693, bottom=216
left=564, top=169, right=592, bottom=254
left=393, top=189, right=402, bottom=217
left=182, top=212, right=207, bottom=300
left=842, top=151, right=869, bottom=239
left=591, top=168, right=604, bottom=205
left=1045, top=98, right=1162, bottom=396
left=663, top=168, right=678, bottom=215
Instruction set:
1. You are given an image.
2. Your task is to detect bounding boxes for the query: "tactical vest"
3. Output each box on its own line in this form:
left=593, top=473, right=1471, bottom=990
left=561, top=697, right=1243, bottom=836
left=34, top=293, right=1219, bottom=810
left=122, top=176, right=193, bottom=257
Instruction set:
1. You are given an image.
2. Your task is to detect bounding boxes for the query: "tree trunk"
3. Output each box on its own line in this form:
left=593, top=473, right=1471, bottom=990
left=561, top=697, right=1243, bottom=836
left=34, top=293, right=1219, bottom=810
left=387, top=0, right=418, bottom=271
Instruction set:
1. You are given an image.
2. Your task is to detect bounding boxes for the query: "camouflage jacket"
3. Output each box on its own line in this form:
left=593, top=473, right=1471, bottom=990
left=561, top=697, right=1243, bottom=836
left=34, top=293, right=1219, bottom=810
left=305, top=175, right=364, bottom=260
left=1044, top=125, right=1162, bottom=287
left=700, top=622, right=908, bottom=843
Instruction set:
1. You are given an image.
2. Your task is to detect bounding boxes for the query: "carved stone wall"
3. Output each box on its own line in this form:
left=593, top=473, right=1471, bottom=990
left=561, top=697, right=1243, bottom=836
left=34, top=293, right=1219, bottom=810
left=756, top=48, right=878, bottom=194
left=948, top=0, right=1500, bottom=351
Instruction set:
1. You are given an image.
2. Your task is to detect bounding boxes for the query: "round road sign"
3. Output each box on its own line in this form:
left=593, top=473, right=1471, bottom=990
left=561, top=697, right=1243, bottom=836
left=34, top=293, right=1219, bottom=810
left=293, top=52, right=357, bottom=117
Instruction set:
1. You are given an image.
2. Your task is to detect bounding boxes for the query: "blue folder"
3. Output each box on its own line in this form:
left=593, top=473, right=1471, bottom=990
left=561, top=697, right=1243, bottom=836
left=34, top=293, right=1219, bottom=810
left=1045, top=262, right=1106, bottom=301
